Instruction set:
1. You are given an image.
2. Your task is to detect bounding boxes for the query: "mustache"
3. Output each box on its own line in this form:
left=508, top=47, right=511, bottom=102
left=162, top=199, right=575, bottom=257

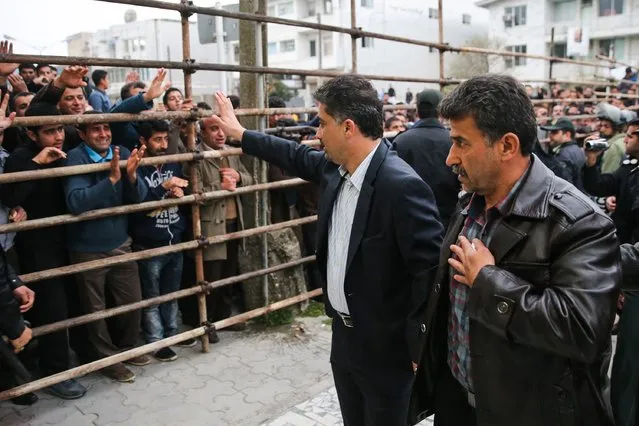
left=451, top=164, right=467, bottom=177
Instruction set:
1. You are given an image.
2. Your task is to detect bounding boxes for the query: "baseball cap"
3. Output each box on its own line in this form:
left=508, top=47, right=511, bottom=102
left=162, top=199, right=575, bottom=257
left=540, top=117, right=575, bottom=132
left=416, top=89, right=442, bottom=108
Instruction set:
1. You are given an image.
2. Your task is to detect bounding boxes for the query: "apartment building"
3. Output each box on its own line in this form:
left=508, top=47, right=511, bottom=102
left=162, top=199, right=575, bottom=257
left=477, top=0, right=639, bottom=81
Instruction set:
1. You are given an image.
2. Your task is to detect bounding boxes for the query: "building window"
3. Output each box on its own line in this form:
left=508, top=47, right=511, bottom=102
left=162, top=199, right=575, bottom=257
left=504, top=5, right=526, bottom=27
left=599, top=38, right=625, bottom=59
left=429, top=46, right=437, bottom=53
left=268, top=42, right=278, bottom=55
left=552, top=0, right=577, bottom=22
left=324, top=0, right=333, bottom=14
left=429, top=8, right=438, bottom=19
left=361, top=0, right=373, bottom=7
left=462, top=14, right=471, bottom=24
left=278, top=1, right=294, bottom=16
left=505, top=44, right=527, bottom=67
left=234, top=44, right=240, bottom=62
left=599, top=0, right=623, bottom=16
left=307, top=0, right=317, bottom=16
left=551, top=42, right=568, bottom=58
left=582, top=0, right=593, bottom=5
left=322, top=36, right=333, bottom=56
left=267, top=4, right=276, bottom=15
left=280, top=39, right=296, bottom=53
left=309, top=40, right=317, bottom=57
left=139, top=39, right=146, bottom=51
left=361, top=37, right=374, bottom=48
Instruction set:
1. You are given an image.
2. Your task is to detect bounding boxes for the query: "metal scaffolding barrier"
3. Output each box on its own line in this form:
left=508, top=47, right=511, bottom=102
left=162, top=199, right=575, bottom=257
left=0, top=0, right=636, bottom=402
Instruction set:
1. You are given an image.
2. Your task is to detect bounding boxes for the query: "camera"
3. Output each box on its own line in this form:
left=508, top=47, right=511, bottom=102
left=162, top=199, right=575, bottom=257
left=585, top=139, right=609, bottom=152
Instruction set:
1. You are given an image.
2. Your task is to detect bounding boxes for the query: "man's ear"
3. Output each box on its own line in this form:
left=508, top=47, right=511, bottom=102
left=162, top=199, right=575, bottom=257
left=499, top=132, right=521, bottom=160
left=26, top=129, right=38, bottom=142
left=343, top=118, right=356, bottom=137
left=139, top=136, right=146, bottom=147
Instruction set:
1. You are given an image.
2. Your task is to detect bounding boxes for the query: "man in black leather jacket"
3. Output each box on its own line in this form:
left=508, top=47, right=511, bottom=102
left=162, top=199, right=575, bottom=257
left=411, top=75, right=620, bottom=426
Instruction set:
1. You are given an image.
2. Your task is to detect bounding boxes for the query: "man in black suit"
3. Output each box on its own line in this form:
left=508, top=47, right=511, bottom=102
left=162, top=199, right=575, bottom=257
left=210, top=75, right=443, bottom=425
left=393, top=89, right=460, bottom=229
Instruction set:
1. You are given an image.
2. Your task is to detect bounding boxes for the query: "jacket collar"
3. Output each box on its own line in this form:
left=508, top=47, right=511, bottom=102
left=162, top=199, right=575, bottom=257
left=504, top=154, right=555, bottom=219
left=412, top=117, right=444, bottom=129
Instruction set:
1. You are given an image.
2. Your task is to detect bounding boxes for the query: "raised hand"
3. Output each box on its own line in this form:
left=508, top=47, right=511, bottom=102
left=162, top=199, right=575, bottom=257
left=143, top=69, right=170, bottom=102
left=126, top=145, right=146, bottom=183
left=125, top=70, right=140, bottom=83
left=0, top=41, right=19, bottom=77
left=109, top=146, right=122, bottom=185
left=55, top=66, right=89, bottom=89
left=210, top=91, right=246, bottom=141
left=7, top=74, right=27, bottom=93
left=0, top=93, right=16, bottom=131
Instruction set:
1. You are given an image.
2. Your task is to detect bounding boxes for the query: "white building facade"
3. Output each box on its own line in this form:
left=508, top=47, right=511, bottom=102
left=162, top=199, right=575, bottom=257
left=476, top=0, right=639, bottom=82
left=67, top=0, right=488, bottom=105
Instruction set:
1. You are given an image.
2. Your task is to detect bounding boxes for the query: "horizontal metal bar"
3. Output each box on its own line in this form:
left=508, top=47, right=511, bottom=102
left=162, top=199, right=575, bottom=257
left=90, top=0, right=616, bottom=69
left=519, top=78, right=616, bottom=86
left=530, top=98, right=607, bottom=104
left=0, top=178, right=309, bottom=234
left=19, top=215, right=317, bottom=283
left=0, top=287, right=323, bottom=400
left=10, top=103, right=414, bottom=128
left=0, top=53, right=451, bottom=85
left=33, top=256, right=316, bottom=337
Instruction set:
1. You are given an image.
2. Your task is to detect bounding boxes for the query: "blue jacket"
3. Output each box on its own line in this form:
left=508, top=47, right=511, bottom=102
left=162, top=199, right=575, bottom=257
left=110, top=93, right=154, bottom=151
left=129, top=163, right=187, bottom=248
left=88, top=88, right=112, bottom=112
left=64, top=144, right=148, bottom=253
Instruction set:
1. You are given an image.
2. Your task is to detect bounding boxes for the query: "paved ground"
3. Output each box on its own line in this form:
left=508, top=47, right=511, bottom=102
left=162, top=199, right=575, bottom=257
left=0, top=317, right=338, bottom=426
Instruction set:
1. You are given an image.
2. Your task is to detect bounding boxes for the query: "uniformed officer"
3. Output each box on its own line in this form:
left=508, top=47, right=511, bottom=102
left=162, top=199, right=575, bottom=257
left=583, top=118, right=639, bottom=426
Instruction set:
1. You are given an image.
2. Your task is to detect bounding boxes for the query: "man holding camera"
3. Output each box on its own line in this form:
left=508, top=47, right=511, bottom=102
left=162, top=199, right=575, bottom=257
left=583, top=117, right=639, bottom=426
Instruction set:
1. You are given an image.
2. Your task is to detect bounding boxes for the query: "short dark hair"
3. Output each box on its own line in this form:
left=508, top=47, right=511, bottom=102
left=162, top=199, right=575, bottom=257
left=24, top=102, right=61, bottom=132
left=384, top=115, right=401, bottom=129
left=92, top=69, right=108, bottom=86
left=196, top=101, right=212, bottom=110
left=162, top=87, right=182, bottom=105
left=138, top=120, right=170, bottom=140
left=78, top=111, right=109, bottom=132
left=439, top=74, right=537, bottom=156
left=11, top=91, right=34, bottom=111
left=121, top=81, right=146, bottom=100
left=313, top=75, right=383, bottom=140
left=36, top=64, right=51, bottom=74
left=268, top=96, right=286, bottom=109
left=417, top=103, right=437, bottom=119
left=227, top=95, right=240, bottom=109
left=19, top=63, right=35, bottom=72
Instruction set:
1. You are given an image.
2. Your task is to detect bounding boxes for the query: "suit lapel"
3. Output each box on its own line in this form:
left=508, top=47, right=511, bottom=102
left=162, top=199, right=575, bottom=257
left=344, top=141, right=388, bottom=273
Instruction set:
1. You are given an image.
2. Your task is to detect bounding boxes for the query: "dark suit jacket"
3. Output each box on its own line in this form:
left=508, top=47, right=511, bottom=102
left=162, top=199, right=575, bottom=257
left=392, top=118, right=460, bottom=229
left=241, top=131, right=444, bottom=369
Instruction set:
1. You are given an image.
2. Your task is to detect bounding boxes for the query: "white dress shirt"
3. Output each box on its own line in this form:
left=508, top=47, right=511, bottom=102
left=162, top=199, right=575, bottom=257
left=326, top=143, right=380, bottom=314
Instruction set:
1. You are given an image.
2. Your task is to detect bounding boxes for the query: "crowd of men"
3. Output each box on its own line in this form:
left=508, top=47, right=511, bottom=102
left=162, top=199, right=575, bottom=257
left=1, top=40, right=639, bottom=425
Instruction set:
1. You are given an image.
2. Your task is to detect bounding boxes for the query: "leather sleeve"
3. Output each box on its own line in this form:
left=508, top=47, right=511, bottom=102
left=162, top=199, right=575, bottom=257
left=582, top=165, right=621, bottom=197
left=468, top=213, right=620, bottom=363
left=394, top=176, right=444, bottom=363
left=241, top=131, right=326, bottom=185
left=0, top=261, right=25, bottom=340
left=620, top=243, right=639, bottom=290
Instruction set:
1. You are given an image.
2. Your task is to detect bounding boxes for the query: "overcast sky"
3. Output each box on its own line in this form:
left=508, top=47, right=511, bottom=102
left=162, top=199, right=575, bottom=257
left=4, top=0, right=486, bottom=56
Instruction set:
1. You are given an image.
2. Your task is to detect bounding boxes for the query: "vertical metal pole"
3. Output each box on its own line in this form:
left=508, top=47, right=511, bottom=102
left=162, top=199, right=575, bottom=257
left=350, top=0, right=357, bottom=73
left=257, top=0, right=269, bottom=306
left=549, top=27, right=555, bottom=97
left=438, top=0, right=445, bottom=91
left=180, top=1, right=209, bottom=353
left=317, top=14, right=323, bottom=70
left=215, top=2, right=228, bottom=94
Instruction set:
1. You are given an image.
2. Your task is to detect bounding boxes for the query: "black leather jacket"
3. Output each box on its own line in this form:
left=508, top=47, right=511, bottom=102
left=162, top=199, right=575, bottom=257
left=0, top=247, right=25, bottom=340
left=411, top=155, right=620, bottom=426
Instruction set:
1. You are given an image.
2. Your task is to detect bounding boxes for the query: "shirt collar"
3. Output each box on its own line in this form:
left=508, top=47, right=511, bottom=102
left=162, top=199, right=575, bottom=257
left=84, top=144, right=113, bottom=163
left=338, top=142, right=380, bottom=192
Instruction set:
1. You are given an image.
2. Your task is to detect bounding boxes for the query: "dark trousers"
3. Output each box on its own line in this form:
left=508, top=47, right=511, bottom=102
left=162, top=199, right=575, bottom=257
left=180, top=221, right=240, bottom=328
left=433, top=366, right=477, bottom=426
left=611, top=292, right=639, bottom=426
left=16, top=245, right=71, bottom=376
left=70, top=240, right=141, bottom=359
left=330, top=320, right=414, bottom=426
